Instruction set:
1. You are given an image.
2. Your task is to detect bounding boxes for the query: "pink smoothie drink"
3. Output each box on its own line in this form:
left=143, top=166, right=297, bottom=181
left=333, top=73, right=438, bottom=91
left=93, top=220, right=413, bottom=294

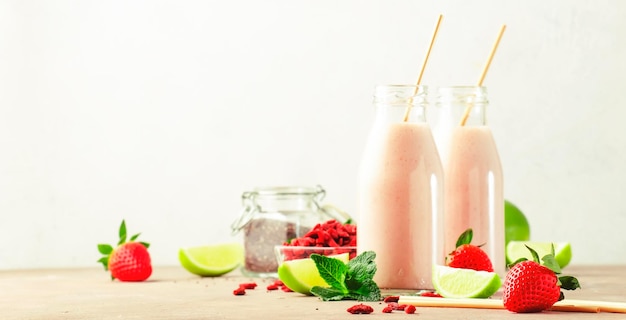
left=444, top=126, right=505, bottom=276
left=359, top=119, right=444, bottom=290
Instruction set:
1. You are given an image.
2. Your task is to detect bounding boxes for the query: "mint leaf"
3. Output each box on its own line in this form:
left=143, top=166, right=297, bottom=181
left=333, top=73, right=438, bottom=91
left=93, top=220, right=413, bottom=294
left=310, top=254, right=348, bottom=293
left=347, top=278, right=381, bottom=301
left=310, top=286, right=346, bottom=301
left=310, top=251, right=381, bottom=302
left=347, top=251, right=377, bottom=280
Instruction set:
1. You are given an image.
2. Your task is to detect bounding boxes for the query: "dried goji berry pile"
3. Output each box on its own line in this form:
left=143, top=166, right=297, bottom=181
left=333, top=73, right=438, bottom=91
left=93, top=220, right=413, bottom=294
left=282, top=219, right=357, bottom=260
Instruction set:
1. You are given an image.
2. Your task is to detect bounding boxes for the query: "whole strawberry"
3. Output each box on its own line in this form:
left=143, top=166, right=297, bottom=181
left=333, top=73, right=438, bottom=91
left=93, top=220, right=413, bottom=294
left=503, top=245, right=580, bottom=313
left=97, top=220, right=152, bottom=281
left=447, top=228, right=493, bottom=272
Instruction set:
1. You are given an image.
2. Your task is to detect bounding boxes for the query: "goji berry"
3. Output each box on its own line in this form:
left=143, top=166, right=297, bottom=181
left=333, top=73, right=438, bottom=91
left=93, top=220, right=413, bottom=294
left=405, top=305, right=416, bottom=314
left=382, top=306, right=394, bottom=313
left=233, top=287, right=246, bottom=295
left=420, top=291, right=443, bottom=298
left=266, top=284, right=279, bottom=291
left=281, top=285, right=293, bottom=292
left=395, top=304, right=407, bottom=311
left=386, top=302, right=399, bottom=310
left=346, top=303, right=374, bottom=314
left=238, top=282, right=257, bottom=289
left=282, top=219, right=357, bottom=260
left=383, top=295, right=399, bottom=303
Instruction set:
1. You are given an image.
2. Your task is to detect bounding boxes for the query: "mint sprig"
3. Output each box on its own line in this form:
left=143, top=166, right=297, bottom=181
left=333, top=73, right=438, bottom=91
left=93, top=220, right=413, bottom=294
left=310, top=251, right=381, bottom=302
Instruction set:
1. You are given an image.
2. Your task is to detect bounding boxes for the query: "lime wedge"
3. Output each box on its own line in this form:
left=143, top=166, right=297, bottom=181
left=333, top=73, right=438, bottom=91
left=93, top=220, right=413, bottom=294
left=277, top=253, right=350, bottom=295
left=506, top=241, right=571, bottom=268
left=432, top=265, right=501, bottom=298
left=178, top=243, right=243, bottom=277
left=505, top=200, right=531, bottom=244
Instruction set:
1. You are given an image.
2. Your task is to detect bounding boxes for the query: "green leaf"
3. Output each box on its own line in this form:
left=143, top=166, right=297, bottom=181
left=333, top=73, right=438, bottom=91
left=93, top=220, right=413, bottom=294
left=310, top=254, right=348, bottom=293
left=97, top=257, right=109, bottom=271
left=525, top=245, right=540, bottom=263
left=118, top=220, right=127, bottom=245
left=455, top=228, right=473, bottom=247
left=97, top=244, right=113, bottom=255
left=559, top=276, right=581, bottom=291
left=508, top=257, right=527, bottom=268
left=344, top=218, right=353, bottom=225
left=140, top=241, right=150, bottom=249
left=542, top=254, right=561, bottom=274
left=130, top=233, right=141, bottom=241
left=348, top=278, right=381, bottom=301
left=310, top=250, right=381, bottom=302
left=347, top=251, right=377, bottom=281
left=310, top=286, right=346, bottom=301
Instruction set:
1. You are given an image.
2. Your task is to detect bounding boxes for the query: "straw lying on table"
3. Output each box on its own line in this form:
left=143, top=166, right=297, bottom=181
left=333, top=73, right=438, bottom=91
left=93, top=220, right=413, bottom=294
left=398, top=296, right=626, bottom=313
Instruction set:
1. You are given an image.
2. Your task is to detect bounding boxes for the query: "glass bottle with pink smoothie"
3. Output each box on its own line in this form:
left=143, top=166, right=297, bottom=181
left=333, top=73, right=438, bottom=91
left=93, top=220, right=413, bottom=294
left=358, top=85, right=444, bottom=290
left=431, top=86, right=505, bottom=276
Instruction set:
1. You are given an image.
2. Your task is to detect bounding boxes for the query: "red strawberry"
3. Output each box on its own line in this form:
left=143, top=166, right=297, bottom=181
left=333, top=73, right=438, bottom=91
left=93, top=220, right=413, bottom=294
left=447, top=228, right=493, bottom=272
left=97, top=220, right=152, bottom=281
left=503, top=245, right=580, bottom=313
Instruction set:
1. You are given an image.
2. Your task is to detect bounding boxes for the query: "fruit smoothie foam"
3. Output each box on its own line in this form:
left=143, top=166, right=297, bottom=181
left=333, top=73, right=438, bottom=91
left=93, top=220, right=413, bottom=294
left=359, top=120, right=444, bottom=290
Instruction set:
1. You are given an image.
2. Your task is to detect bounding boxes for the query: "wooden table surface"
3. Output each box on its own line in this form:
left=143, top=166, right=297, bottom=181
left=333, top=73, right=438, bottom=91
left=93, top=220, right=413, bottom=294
left=1, top=265, right=624, bottom=319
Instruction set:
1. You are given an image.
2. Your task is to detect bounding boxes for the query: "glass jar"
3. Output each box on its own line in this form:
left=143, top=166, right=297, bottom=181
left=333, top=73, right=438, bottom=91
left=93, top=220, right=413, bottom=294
left=430, top=86, right=505, bottom=276
left=358, top=85, right=444, bottom=290
left=231, top=185, right=349, bottom=277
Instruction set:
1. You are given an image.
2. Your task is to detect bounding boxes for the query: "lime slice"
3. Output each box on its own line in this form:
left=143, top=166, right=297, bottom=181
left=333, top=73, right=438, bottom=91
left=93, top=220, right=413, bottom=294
left=432, top=265, right=501, bottom=298
left=505, top=200, right=531, bottom=245
left=506, top=241, right=571, bottom=268
left=178, top=243, right=243, bottom=277
left=277, top=253, right=350, bottom=295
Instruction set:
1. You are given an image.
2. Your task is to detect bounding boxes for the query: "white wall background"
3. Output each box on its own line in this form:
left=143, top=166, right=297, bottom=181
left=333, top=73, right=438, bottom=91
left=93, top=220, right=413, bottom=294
left=1, top=0, right=624, bottom=269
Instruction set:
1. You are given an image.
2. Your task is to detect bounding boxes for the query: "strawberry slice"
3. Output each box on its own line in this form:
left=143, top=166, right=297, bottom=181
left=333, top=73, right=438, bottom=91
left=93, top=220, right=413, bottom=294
left=97, top=220, right=152, bottom=281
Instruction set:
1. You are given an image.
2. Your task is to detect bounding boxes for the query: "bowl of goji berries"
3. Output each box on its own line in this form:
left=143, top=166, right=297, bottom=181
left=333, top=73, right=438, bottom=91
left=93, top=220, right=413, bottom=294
left=274, top=219, right=357, bottom=263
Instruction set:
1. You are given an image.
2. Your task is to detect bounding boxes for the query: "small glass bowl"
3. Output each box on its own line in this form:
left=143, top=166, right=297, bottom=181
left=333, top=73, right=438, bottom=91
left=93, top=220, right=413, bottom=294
left=274, top=245, right=357, bottom=265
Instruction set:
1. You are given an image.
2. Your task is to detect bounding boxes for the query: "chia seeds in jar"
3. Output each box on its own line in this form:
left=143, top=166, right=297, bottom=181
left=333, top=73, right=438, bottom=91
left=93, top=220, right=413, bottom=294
left=231, top=186, right=349, bottom=278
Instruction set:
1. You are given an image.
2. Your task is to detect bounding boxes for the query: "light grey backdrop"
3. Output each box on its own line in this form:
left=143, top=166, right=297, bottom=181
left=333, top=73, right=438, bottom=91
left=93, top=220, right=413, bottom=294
left=1, top=0, right=624, bottom=269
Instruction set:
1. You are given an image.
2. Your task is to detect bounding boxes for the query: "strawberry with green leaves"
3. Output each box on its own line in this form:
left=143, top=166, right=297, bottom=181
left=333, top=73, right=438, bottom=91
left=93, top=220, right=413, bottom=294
left=503, top=245, right=580, bottom=313
left=97, top=220, right=152, bottom=281
left=447, top=228, right=494, bottom=272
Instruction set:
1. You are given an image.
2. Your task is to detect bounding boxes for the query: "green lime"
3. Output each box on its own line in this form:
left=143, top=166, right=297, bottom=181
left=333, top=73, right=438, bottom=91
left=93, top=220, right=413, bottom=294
left=505, top=200, right=530, bottom=245
left=506, top=241, right=572, bottom=268
left=277, top=253, right=350, bottom=295
left=178, top=243, right=243, bottom=277
left=432, top=265, right=501, bottom=299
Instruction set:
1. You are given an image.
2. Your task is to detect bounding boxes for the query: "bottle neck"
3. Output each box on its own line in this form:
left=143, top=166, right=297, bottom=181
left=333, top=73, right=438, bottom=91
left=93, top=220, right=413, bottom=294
left=373, top=85, right=429, bottom=124
left=435, top=86, right=489, bottom=127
